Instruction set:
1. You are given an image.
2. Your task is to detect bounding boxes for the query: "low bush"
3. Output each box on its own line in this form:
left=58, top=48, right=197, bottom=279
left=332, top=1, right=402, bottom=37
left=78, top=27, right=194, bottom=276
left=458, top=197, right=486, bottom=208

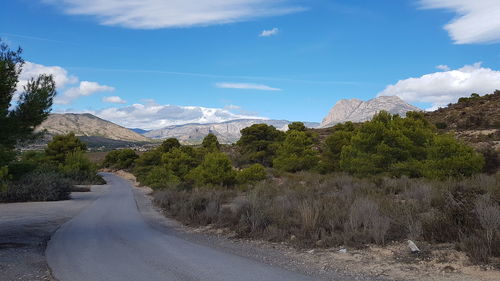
left=236, top=164, right=267, bottom=184
left=103, top=149, right=138, bottom=170
left=61, top=151, right=104, bottom=184
left=0, top=171, right=71, bottom=202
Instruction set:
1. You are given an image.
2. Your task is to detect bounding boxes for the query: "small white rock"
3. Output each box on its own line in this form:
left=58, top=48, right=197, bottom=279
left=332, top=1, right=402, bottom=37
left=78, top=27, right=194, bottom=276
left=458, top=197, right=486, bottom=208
left=407, top=240, right=420, bottom=253
left=338, top=248, right=347, bottom=254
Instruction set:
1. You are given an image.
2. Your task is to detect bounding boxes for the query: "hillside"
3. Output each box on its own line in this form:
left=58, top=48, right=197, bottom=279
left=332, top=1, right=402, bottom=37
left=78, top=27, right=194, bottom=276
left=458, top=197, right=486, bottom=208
left=320, top=96, right=420, bottom=128
left=144, top=119, right=320, bottom=144
left=36, top=113, right=151, bottom=143
left=425, top=91, right=500, bottom=172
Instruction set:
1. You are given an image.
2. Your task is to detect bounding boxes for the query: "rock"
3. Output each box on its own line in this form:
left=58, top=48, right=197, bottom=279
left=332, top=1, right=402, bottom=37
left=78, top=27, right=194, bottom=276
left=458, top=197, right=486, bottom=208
left=338, top=248, right=347, bottom=254
left=320, top=96, right=420, bottom=128
left=290, top=235, right=296, bottom=241
left=307, top=249, right=315, bottom=254
left=407, top=240, right=420, bottom=253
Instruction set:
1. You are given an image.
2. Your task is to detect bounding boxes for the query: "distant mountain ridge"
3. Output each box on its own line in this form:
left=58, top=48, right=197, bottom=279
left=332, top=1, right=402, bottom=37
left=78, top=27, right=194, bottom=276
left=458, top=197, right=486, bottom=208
left=144, top=119, right=320, bottom=144
left=36, top=113, right=151, bottom=143
left=320, top=96, right=420, bottom=128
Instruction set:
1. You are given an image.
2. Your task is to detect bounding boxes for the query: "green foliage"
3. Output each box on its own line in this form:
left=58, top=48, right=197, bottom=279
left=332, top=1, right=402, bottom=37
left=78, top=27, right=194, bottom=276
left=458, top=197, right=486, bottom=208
left=0, top=39, right=56, bottom=166
left=236, top=164, right=267, bottom=184
left=159, top=138, right=181, bottom=153
left=0, top=166, right=8, bottom=192
left=273, top=130, right=319, bottom=172
left=323, top=122, right=356, bottom=171
left=134, top=149, right=162, bottom=184
left=421, top=135, right=485, bottom=179
left=61, top=151, right=102, bottom=184
left=186, top=152, right=236, bottom=187
left=143, top=166, right=180, bottom=189
left=337, top=111, right=483, bottom=178
left=237, top=124, right=285, bottom=166
left=162, top=146, right=201, bottom=179
left=103, top=149, right=138, bottom=169
left=288, top=122, right=306, bottom=132
left=202, top=133, right=221, bottom=152
left=45, top=133, right=87, bottom=163
left=0, top=170, right=71, bottom=202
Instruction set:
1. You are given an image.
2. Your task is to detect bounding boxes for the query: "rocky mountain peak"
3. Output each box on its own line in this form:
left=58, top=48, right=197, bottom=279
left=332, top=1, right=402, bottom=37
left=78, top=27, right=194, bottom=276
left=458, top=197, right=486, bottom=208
left=320, top=96, right=421, bottom=128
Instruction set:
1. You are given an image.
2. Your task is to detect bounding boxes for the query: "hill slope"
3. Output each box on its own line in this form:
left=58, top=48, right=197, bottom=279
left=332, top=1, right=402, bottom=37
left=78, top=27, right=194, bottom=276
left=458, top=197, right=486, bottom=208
left=320, top=96, right=420, bottom=128
left=36, top=113, right=151, bottom=143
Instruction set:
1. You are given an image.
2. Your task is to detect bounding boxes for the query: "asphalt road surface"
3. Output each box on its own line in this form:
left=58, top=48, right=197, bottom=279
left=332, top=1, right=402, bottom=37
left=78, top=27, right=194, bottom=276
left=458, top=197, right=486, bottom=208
left=46, top=173, right=323, bottom=281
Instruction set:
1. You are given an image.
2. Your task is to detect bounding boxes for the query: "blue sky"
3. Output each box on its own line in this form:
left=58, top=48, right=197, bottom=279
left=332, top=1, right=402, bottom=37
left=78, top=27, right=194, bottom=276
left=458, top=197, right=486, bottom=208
left=2, top=0, right=500, bottom=129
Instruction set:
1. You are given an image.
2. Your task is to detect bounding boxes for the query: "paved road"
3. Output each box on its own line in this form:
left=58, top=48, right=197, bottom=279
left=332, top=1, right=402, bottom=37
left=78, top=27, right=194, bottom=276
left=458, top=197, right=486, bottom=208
left=46, top=173, right=322, bottom=281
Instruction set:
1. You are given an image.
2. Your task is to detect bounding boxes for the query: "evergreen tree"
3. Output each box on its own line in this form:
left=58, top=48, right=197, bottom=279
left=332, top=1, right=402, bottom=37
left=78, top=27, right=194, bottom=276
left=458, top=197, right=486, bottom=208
left=0, top=39, right=57, bottom=166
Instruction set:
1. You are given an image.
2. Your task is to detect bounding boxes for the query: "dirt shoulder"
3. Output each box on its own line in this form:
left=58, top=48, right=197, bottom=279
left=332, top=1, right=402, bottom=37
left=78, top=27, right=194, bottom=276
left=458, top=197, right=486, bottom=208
left=0, top=185, right=107, bottom=281
left=122, top=169, right=500, bottom=281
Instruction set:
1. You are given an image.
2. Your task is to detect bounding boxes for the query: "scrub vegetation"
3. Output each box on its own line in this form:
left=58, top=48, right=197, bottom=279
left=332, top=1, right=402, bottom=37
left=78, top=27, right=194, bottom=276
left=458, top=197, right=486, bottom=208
left=0, top=40, right=103, bottom=202
left=104, top=103, right=500, bottom=265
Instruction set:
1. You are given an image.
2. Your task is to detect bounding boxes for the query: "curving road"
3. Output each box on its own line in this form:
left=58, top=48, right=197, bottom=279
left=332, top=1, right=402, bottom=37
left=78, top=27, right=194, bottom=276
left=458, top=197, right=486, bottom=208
left=46, top=173, right=322, bottom=281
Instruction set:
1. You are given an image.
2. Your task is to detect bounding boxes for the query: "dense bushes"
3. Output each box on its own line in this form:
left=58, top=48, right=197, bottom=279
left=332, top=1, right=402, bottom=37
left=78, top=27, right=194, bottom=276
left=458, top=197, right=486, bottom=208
left=0, top=133, right=104, bottom=202
left=131, top=113, right=497, bottom=264
left=154, top=172, right=500, bottom=259
left=0, top=171, right=71, bottom=202
left=103, top=148, right=138, bottom=169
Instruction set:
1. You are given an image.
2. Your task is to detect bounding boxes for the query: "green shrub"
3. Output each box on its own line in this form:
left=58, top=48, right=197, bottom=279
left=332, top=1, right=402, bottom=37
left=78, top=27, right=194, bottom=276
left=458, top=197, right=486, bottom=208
left=45, top=133, right=87, bottom=164
left=186, top=152, right=236, bottom=187
left=273, top=130, right=319, bottom=172
left=162, top=146, right=201, bottom=179
left=159, top=138, right=181, bottom=153
left=202, top=133, right=221, bottom=152
left=143, top=166, right=180, bottom=189
left=103, top=149, right=138, bottom=169
left=237, top=164, right=267, bottom=184
left=0, top=171, right=71, bottom=202
left=237, top=124, right=285, bottom=166
left=61, top=151, right=103, bottom=184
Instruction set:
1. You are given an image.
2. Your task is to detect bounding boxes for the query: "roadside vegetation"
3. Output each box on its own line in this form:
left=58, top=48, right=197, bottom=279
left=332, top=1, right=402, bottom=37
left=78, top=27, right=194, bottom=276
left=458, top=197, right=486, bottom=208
left=103, top=106, right=500, bottom=265
left=0, top=40, right=103, bottom=203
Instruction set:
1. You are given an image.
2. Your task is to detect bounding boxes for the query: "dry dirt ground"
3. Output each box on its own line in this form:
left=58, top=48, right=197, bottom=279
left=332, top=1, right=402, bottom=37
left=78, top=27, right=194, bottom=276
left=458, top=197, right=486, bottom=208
left=119, top=170, right=500, bottom=281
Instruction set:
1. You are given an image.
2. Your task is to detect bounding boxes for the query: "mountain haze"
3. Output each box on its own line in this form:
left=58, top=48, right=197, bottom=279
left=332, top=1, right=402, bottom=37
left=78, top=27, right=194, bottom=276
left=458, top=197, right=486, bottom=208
left=320, top=96, right=420, bottom=128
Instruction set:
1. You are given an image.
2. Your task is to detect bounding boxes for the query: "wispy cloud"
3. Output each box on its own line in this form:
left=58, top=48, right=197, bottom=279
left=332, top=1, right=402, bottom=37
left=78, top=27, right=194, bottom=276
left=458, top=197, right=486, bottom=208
left=216, top=82, right=282, bottom=91
left=260, top=28, right=279, bottom=37
left=378, top=62, right=500, bottom=110
left=42, top=0, right=303, bottom=29
left=420, top=0, right=500, bottom=44
left=102, top=96, right=127, bottom=104
left=436, top=64, right=450, bottom=71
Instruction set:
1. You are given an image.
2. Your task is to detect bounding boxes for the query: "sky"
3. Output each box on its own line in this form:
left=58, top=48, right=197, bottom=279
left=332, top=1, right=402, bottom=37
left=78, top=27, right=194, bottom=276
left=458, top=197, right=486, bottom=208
left=2, top=0, right=500, bottom=129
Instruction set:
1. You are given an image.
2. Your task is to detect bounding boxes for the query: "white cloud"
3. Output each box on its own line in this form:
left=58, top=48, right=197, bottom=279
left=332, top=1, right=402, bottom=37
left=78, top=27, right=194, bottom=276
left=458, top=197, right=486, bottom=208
left=17, top=61, right=115, bottom=105
left=102, top=96, right=127, bottom=104
left=216, top=82, right=281, bottom=91
left=436, top=64, right=450, bottom=71
left=420, top=0, right=500, bottom=44
left=66, top=102, right=266, bottom=130
left=260, top=27, right=279, bottom=37
left=56, top=81, right=114, bottom=105
left=378, top=63, right=500, bottom=110
left=17, top=61, right=78, bottom=91
left=43, top=0, right=303, bottom=29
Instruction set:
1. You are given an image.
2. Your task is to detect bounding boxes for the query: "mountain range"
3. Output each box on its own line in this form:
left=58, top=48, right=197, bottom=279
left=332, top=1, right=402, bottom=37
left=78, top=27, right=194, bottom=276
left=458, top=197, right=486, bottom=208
left=144, top=119, right=320, bottom=144
left=33, top=96, right=421, bottom=147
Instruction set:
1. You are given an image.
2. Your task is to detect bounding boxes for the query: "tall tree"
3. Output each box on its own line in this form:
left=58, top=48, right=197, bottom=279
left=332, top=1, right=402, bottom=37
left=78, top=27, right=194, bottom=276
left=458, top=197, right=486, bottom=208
left=0, top=39, right=56, bottom=165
